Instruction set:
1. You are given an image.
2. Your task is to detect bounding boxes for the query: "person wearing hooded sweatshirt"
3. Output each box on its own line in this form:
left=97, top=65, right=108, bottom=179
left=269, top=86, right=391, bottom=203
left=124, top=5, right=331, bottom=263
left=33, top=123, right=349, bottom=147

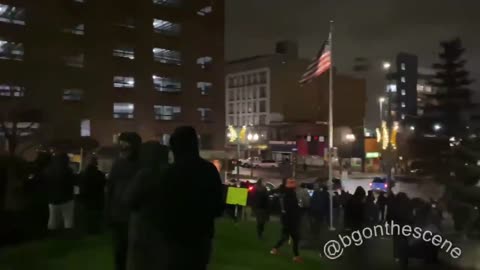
left=270, top=178, right=303, bottom=263
left=159, top=126, right=224, bottom=270
left=125, top=141, right=169, bottom=270
left=45, top=153, right=76, bottom=232
left=106, top=132, right=142, bottom=270
left=79, top=156, right=106, bottom=234
left=252, top=179, right=269, bottom=239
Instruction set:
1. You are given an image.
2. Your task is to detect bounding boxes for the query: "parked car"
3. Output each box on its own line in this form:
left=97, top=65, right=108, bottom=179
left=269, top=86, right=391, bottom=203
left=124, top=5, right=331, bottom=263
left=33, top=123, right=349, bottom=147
left=252, top=160, right=279, bottom=168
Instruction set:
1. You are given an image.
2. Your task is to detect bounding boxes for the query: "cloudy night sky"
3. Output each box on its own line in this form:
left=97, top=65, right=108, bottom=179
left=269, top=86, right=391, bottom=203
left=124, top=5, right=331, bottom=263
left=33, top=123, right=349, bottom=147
left=226, top=0, right=480, bottom=128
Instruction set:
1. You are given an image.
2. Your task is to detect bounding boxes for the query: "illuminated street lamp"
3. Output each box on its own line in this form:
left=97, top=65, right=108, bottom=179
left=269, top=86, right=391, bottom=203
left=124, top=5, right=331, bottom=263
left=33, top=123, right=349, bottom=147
left=247, top=132, right=259, bottom=177
left=379, top=97, right=386, bottom=121
left=383, top=61, right=391, bottom=71
left=345, top=134, right=356, bottom=142
left=434, top=123, right=442, bottom=132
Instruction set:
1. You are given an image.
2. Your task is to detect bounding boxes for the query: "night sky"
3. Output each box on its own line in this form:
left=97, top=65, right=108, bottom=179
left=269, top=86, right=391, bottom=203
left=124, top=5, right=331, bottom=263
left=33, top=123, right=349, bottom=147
left=226, top=0, right=480, bottom=128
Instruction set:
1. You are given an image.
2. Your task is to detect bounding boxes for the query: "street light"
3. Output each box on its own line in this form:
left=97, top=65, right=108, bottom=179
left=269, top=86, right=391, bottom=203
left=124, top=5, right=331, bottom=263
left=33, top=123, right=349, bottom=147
left=379, top=97, right=386, bottom=121
left=247, top=132, right=259, bottom=177
left=383, top=61, right=391, bottom=71
left=434, top=124, right=442, bottom=132
left=409, top=125, right=415, bottom=131
left=345, top=133, right=356, bottom=142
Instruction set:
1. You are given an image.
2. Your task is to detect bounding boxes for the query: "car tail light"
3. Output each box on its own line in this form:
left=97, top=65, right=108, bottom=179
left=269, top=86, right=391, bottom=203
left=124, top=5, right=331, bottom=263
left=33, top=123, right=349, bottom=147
left=384, top=184, right=388, bottom=188
left=248, top=186, right=254, bottom=192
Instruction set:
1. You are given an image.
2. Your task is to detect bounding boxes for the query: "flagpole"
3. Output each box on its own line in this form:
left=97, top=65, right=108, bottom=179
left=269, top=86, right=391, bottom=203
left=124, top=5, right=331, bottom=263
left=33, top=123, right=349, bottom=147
left=328, top=20, right=335, bottom=231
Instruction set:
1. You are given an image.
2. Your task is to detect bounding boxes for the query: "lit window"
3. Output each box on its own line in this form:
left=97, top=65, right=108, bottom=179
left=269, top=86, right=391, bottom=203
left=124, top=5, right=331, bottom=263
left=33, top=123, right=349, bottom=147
left=64, top=52, right=84, bottom=68
left=401, top=114, right=405, bottom=120
left=401, top=102, right=406, bottom=108
left=0, top=39, right=23, bottom=61
left=401, top=63, right=406, bottom=70
left=401, top=77, right=406, bottom=83
left=197, top=6, right=213, bottom=16
left=113, top=47, right=135, bottom=60
left=197, top=56, right=213, bottom=69
left=388, top=84, right=397, bottom=92
left=417, top=84, right=424, bottom=91
left=153, top=0, right=181, bottom=7
left=114, top=76, right=135, bottom=88
left=197, top=82, right=212, bottom=95
left=198, top=108, right=212, bottom=122
left=0, top=4, right=26, bottom=25
left=154, top=105, right=181, bottom=120
left=80, top=119, right=90, bottom=137
left=0, top=84, right=24, bottom=97
left=153, top=48, right=181, bottom=65
left=401, top=89, right=406, bottom=96
left=153, top=19, right=180, bottom=36
left=113, top=103, right=134, bottom=119
left=153, top=75, right=181, bottom=93
left=418, top=108, right=424, bottom=116
left=63, top=23, right=84, bottom=35
left=425, top=86, right=432, bottom=93
left=160, top=134, right=170, bottom=145
left=63, top=89, right=83, bottom=101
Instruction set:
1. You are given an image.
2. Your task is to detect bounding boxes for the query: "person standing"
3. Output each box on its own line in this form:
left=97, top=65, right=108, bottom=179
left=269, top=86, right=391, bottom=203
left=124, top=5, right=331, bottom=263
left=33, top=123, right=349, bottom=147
left=106, top=132, right=142, bottom=270
left=45, top=153, right=76, bottom=233
left=79, top=156, right=106, bottom=234
left=159, top=126, right=224, bottom=270
left=125, top=141, right=170, bottom=270
left=270, top=178, right=303, bottom=263
left=252, top=179, right=269, bottom=239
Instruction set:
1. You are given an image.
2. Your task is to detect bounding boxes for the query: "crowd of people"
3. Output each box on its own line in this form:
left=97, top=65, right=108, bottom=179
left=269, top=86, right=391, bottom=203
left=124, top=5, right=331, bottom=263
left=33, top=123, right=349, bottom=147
left=29, top=126, right=225, bottom=270
left=245, top=177, right=447, bottom=268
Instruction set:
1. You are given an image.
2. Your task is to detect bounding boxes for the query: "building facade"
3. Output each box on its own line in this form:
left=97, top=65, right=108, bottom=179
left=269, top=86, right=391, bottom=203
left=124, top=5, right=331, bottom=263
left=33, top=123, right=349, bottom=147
left=385, top=53, right=436, bottom=128
left=225, top=41, right=367, bottom=161
left=0, top=0, right=225, bottom=154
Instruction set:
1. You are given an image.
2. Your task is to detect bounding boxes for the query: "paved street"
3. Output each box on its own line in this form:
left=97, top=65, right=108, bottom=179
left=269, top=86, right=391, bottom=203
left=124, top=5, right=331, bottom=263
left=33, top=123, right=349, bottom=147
left=234, top=167, right=446, bottom=201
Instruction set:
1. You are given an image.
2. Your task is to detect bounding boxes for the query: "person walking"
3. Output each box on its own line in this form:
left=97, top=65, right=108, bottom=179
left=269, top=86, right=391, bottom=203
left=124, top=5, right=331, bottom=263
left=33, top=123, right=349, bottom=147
left=45, top=153, right=76, bottom=233
left=158, top=126, right=224, bottom=270
left=252, top=179, right=269, bottom=239
left=125, top=141, right=169, bottom=270
left=78, top=156, right=106, bottom=234
left=106, top=132, right=142, bottom=270
left=345, top=186, right=366, bottom=230
left=270, top=178, right=303, bottom=263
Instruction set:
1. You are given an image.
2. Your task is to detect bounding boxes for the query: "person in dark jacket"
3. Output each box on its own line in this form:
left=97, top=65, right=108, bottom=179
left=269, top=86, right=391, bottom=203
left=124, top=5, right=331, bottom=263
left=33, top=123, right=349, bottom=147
left=107, top=132, right=142, bottom=270
left=345, top=186, right=366, bottom=230
left=365, top=191, right=384, bottom=226
left=252, top=179, right=269, bottom=239
left=158, top=126, right=224, bottom=270
left=26, top=150, right=51, bottom=234
left=389, top=192, right=412, bottom=269
left=126, top=141, right=170, bottom=270
left=79, top=156, right=106, bottom=234
left=45, top=153, right=75, bottom=231
left=270, top=178, right=303, bottom=263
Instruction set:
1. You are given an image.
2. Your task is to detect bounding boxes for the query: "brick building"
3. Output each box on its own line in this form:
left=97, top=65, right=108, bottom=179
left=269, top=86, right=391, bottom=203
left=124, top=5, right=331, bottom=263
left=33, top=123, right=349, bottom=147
left=0, top=0, right=225, bottom=155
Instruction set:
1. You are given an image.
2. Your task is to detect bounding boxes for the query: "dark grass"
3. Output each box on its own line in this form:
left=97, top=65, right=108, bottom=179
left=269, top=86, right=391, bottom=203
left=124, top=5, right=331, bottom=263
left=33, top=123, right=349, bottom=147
left=0, top=219, right=469, bottom=270
left=0, top=220, right=327, bottom=270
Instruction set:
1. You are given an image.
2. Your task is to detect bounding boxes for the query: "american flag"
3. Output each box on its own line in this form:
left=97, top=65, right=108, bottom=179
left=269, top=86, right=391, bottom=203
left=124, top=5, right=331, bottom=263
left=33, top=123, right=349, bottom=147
left=299, top=37, right=332, bottom=85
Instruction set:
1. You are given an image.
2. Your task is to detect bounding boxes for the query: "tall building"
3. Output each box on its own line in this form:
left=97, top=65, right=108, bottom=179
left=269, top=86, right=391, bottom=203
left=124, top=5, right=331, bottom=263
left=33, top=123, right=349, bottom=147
left=0, top=0, right=225, bottom=154
left=225, top=41, right=366, bottom=160
left=384, top=53, right=435, bottom=128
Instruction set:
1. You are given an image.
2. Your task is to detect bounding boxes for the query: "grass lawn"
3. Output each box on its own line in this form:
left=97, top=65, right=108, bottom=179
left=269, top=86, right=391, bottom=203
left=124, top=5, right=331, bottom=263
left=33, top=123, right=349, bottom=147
left=0, top=220, right=328, bottom=270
